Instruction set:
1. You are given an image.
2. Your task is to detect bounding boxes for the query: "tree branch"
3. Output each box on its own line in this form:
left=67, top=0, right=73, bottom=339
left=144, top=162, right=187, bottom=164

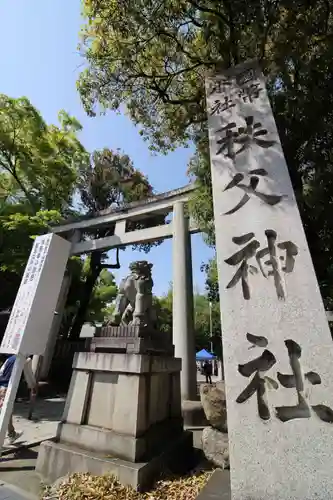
left=101, top=248, right=120, bottom=269
left=260, top=0, right=280, bottom=61
left=156, top=30, right=200, bottom=62
left=187, top=13, right=205, bottom=28
left=222, top=0, right=239, bottom=65
left=188, top=0, right=231, bottom=27
left=101, top=61, right=205, bottom=106
left=0, top=155, right=37, bottom=212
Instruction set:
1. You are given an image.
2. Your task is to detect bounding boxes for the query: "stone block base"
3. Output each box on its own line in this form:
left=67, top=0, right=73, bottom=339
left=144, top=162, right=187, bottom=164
left=57, top=417, right=183, bottom=462
left=195, top=469, right=230, bottom=500
left=182, top=400, right=209, bottom=427
left=36, top=431, right=194, bottom=492
left=93, top=325, right=174, bottom=355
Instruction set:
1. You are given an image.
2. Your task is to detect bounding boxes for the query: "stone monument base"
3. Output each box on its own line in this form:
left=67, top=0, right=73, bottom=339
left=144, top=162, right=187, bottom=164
left=35, top=350, right=194, bottom=491
left=36, top=431, right=193, bottom=492
left=93, top=324, right=174, bottom=355
left=182, top=399, right=209, bottom=427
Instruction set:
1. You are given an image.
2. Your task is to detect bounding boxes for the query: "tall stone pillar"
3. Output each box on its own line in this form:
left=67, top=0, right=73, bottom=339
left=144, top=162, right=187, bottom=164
left=172, top=201, right=197, bottom=400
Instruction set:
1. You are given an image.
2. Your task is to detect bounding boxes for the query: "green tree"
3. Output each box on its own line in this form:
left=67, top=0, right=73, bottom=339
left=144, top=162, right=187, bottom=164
left=0, top=207, right=63, bottom=312
left=0, top=209, right=62, bottom=274
left=0, top=95, right=87, bottom=212
left=78, top=0, right=333, bottom=307
left=193, top=293, right=221, bottom=354
left=60, top=257, right=118, bottom=337
left=152, top=286, right=221, bottom=354
left=84, top=265, right=118, bottom=324
left=200, top=257, right=219, bottom=302
left=153, top=288, right=173, bottom=334
left=68, top=149, right=165, bottom=339
left=78, top=0, right=326, bottom=150
left=0, top=96, right=87, bottom=322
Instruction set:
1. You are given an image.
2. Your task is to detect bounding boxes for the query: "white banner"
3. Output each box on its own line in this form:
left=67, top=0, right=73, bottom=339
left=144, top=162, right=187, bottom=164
left=1, top=233, right=71, bottom=355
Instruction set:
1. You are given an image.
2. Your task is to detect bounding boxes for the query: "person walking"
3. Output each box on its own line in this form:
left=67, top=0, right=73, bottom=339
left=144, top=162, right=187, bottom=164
left=0, top=354, right=36, bottom=444
left=203, top=360, right=213, bottom=384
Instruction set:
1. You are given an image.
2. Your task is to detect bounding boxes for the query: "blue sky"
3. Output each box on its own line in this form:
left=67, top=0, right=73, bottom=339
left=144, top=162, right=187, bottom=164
left=0, top=0, right=213, bottom=296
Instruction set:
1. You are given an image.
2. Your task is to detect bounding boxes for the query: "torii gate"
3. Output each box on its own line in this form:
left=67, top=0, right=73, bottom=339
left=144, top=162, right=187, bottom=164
left=48, top=184, right=200, bottom=401
left=1, top=185, right=201, bottom=437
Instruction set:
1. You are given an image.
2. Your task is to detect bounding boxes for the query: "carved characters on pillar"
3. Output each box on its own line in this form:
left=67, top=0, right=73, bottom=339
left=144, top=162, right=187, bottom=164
left=223, top=168, right=284, bottom=215
left=216, top=116, right=276, bottom=159
left=216, top=115, right=284, bottom=214
left=236, top=333, right=333, bottom=423
left=224, top=231, right=299, bottom=300
left=238, top=83, right=263, bottom=103
left=208, top=70, right=286, bottom=218
left=207, top=67, right=260, bottom=99
left=207, top=69, right=298, bottom=301
left=207, top=66, right=333, bottom=437
left=210, top=96, right=235, bottom=116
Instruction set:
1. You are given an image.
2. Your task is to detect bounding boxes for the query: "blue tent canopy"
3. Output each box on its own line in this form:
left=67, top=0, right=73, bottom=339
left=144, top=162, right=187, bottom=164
left=196, top=349, right=216, bottom=360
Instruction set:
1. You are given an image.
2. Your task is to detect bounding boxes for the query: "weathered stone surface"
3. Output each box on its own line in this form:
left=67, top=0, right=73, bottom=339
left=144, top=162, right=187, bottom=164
left=202, top=427, right=229, bottom=470
left=196, top=469, right=231, bottom=500
left=206, top=59, right=333, bottom=499
left=108, top=260, right=155, bottom=328
left=36, top=431, right=194, bottom=492
left=200, top=383, right=227, bottom=433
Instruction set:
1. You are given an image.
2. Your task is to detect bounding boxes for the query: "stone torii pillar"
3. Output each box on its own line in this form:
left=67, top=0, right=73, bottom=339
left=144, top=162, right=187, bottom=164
left=172, top=201, right=197, bottom=400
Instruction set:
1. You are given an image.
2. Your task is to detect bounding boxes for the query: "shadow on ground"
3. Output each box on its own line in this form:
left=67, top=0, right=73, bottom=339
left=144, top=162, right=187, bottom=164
left=0, top=447, right=37, bottom=472
left=13, top=397, right=66, bottom=422
left=0, top=446, right=42, bottom=497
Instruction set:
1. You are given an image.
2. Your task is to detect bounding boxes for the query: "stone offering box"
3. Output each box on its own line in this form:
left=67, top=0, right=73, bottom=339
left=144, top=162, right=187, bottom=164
left=36, top=348, right=193, bottom=491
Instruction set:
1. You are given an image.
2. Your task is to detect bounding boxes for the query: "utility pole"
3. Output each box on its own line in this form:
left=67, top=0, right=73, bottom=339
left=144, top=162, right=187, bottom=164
left=209, top=300, right=213, bottom=353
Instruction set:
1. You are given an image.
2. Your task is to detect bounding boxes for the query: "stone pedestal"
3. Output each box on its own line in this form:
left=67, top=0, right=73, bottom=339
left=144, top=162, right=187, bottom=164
left=36, top=351, right=193, bottom=491
left=92, top=324, right=174, bottom=356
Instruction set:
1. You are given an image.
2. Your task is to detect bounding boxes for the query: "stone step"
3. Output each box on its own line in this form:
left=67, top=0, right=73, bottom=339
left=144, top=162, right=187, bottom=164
left=184, top=426, right=204, bottom=450
left=182, top=400, right=209, bottom=427
left=196, top=469, right=230, bottom=500
left=36, top=430, right=195, bottom=493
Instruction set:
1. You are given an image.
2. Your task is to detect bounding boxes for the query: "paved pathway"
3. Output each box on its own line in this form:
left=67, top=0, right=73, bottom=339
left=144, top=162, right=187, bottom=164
left=2, top=397, right=65, bottom=456
left=0, top=447, right=41, bottom=499
left=0, top=481, right=37, bottom=500
left=0, top=397, right=65, bottom=498
left=197, top=373, right=221, bottom=384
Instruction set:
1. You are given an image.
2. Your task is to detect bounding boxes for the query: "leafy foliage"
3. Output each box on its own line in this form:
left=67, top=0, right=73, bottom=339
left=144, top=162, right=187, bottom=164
left=153, top=289, right=173, bottom=334
left=0, top=95, right=87, bottom=212
left=79, top=0, right=333, bottom=307
left=201, top=257, right=219, bottom=303
left=78, top=0, right=326, bottom=150
left=0, top=96, right=164, bottom=340
left=60, top=257, right=118, bottom=337
left=0, top=207, right=63, bottom=314
left=68, top=148, right=165, bottom=339
left=0, top=210, right=62, bottom=273
left=187, top=137, right=214, bottom=245
left=0, top=95, right=88, bottom=333
left=154, top=286, right=222, bottom=354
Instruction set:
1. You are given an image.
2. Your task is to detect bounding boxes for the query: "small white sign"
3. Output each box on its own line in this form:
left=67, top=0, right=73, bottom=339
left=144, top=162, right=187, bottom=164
left=0, top=233, right=71, bottom=355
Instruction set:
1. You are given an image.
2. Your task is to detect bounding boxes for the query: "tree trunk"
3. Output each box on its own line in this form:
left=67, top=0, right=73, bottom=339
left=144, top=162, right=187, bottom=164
left=8, top=167, right=38, bottom=213
left=68, top=252, right=102, bottom=340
